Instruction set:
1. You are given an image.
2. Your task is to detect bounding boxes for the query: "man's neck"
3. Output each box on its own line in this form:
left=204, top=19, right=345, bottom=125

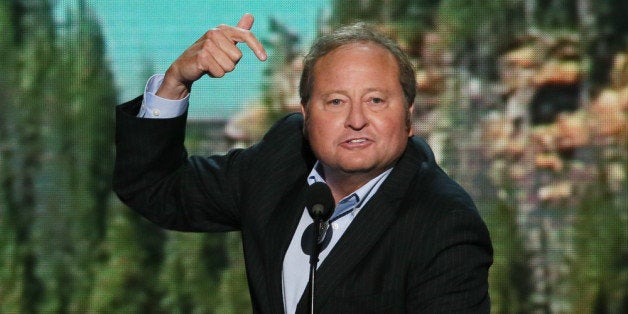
left=322, top=167, right=387, bottom=204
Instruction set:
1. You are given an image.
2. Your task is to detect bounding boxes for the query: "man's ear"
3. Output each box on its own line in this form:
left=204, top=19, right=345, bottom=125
left=301, top=103, right=309, bottom=138
left=406, top=103, right=414, bottom=136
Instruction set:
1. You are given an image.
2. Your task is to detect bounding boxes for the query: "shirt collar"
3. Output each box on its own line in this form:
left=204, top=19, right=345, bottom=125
left=306, top=161, right=392, bottom=212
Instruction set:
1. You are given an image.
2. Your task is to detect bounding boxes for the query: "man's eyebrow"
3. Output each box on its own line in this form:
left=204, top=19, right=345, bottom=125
left=320, top=90, right=348, bottom=98
left=320, top=88, right=390, bottom=97
left=363, top=87, right=390, bottom=94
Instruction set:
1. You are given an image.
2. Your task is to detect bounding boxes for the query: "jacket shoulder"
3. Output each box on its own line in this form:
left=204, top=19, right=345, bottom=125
left=404, top=136, right=478, bottom=214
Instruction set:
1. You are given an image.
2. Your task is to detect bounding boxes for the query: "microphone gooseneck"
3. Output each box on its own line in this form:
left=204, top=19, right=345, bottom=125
left=304, top=182, right=335, bottom=314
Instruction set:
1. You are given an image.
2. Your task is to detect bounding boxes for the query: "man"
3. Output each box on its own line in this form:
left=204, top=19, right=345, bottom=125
left=114, top=13, right=493, bottom=313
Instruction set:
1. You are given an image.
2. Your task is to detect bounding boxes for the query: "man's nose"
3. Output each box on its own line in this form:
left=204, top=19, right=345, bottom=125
left=345, top=103, right=368, bottom=130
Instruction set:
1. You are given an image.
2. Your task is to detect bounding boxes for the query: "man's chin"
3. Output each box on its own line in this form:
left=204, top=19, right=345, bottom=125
left=337, top=164, right=378, bottom=175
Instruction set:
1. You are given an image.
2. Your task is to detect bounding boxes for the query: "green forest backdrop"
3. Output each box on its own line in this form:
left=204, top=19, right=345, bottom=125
left=0, top=0, right=626, bottom=313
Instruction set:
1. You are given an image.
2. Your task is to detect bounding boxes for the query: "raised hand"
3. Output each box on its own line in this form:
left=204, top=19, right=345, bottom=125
left=156, top=13, right=267, bottom=100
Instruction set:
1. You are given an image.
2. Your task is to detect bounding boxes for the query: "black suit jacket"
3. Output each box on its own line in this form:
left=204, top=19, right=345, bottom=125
left=114, top=96, right=493, bottom=313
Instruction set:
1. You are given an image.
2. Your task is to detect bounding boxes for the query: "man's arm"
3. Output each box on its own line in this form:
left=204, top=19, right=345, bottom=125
left=113, top=14, right=267, bottom=231
left=407, top=208, right=493, bottom=312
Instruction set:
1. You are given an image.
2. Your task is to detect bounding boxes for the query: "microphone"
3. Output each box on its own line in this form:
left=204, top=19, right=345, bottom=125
left=304, top=182, right=334, bottom=314
left=305, top=182, right=334, bottom=221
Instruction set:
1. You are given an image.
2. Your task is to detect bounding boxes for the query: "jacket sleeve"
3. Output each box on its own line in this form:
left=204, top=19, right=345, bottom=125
left=406, top=207, right=493, bottom=313
left=113, top=96, right=246, bottom=232
left=113, top=97, right=312, bottom=233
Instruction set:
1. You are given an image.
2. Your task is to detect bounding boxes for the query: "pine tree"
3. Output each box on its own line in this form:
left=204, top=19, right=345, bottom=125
left=0, top=0, right=55, bottom=311
left=0, top=0, right=118, bottom=312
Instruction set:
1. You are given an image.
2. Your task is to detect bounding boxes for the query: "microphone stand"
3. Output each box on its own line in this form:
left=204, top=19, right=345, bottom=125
left=304, top=182, right=334, bottom=314
left=308, top=218, right=324, bottom=314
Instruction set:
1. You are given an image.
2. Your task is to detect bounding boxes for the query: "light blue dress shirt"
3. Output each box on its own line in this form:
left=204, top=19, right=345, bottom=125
left=140, top=74, right=392, bottom=313
left=282, top=164, right=391, bottom=313
left=138, top=74, right=189, bottom=118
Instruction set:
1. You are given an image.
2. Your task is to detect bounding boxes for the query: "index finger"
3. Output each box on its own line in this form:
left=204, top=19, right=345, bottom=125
left=239, top=32, right=267, bottom=61
left=222, top=14, right=267, bottom=61
left=236, top=13, right=255, bottom=30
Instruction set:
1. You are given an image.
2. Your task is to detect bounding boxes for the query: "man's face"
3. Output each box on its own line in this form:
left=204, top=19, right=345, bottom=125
left=302, top=42, right=413, bottom=179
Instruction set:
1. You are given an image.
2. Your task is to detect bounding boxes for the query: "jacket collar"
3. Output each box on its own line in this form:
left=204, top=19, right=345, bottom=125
left=294, top=136, right=432, bottom=312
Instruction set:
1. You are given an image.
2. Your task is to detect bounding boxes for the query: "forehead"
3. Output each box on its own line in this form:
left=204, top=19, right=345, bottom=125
left=316, top=42, right=397, bottom=67
left=312, top=42, right=400, bottom=84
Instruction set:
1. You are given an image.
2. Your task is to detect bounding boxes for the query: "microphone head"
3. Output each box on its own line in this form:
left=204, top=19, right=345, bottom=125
left=305, top=182, right=335, bottom=221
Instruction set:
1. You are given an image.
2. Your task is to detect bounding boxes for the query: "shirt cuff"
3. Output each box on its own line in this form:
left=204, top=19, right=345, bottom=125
left=138, top=74, right=189, bottom=118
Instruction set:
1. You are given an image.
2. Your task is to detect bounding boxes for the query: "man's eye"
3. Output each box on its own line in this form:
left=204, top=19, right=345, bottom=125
left=329, top=99, right=342, bottom=105
left=368, top=97, right=385, bottom=105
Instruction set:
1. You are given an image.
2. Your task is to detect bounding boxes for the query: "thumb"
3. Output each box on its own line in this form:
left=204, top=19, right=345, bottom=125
left=236, top=13, right=254, bottom=30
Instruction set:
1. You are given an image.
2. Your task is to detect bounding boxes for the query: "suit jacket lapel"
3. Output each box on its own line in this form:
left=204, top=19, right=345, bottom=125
left=296, top=138, right=428, bottom=311
left=263, top=181, right=308, bottom=313
left=254, top=122, right=316, bottom=313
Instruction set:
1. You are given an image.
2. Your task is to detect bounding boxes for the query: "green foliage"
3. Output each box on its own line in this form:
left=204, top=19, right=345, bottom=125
left=482, top=197, right=534, bottom=313
left=331, top=0, right=439, bottom=27
left=158, top=232, right=227, bottom=313
left=0, top=0, right=117, bottom=312
left=88, top=205, right=152, bottom=313
left=569, top=162, right=627, bottom=312
left=0, top=223, right=23, bottom=313
left=215, top=233, right=252, bottom=314
left=437, top=0, right=502, bottom=39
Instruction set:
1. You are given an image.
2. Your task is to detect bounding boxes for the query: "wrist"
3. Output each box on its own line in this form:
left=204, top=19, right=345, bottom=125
left=156, top=67, right=191, bottom=100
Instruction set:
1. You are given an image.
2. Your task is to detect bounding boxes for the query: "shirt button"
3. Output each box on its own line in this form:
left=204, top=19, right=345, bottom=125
left=152, top=109, right=161, bottom=117
left=331, top=222, right=339, bottom=230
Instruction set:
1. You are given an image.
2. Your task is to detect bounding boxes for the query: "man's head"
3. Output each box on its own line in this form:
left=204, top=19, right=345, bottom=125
left=299, top=23, right=416, bottom=185
left=300, top=23, right=416, bottom=112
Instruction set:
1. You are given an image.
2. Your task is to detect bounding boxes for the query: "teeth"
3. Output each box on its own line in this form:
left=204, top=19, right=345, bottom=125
left=349, top=138, right=366, bottom=143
